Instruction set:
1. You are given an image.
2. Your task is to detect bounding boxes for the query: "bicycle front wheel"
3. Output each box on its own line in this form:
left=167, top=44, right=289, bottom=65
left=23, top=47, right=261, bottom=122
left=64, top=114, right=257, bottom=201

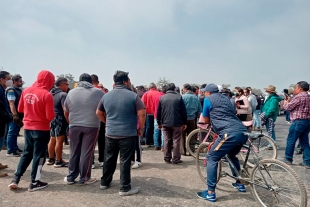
left=196, top=142, right=221, bottom=184
left=239, top=135, right=277, bottom=168
left=250, top=159, right=307, bottom=207
left=186, top=129, right=214, bottom=158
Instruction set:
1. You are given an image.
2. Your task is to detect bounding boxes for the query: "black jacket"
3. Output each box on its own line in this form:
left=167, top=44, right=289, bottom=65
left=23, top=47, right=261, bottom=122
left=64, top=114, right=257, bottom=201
left=157, top=90, right=187, bottom=127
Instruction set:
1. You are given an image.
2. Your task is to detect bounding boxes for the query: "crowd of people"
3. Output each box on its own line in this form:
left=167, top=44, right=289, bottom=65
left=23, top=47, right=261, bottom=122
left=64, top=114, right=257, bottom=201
left=0, top=69, right=309, bottom=202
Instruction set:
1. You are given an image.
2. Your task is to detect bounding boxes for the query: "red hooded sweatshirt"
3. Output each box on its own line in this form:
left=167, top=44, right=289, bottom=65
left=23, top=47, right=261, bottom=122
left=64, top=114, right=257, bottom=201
left=18, top=70, right=55, bottom=130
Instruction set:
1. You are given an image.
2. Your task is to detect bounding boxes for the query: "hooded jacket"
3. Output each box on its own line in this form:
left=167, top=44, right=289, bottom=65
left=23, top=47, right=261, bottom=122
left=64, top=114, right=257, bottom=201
left=18, top=70, right=55, bottom=130
left=262, top=93, right=282, bottom=121
left=50, top=87, right=67, bottom=116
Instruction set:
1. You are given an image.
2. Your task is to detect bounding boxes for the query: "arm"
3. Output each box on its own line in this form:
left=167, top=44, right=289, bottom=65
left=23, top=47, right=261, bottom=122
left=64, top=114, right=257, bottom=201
left=96, top=109, right=106, bottom=123
left=18, top=91, right=24, bottom=113
left=202, top=98, right=212, bottom=124
left=265, top=99, right=278, bottom=118
left=180, top=98, right=187, bottom=125
left=283, top=96, right=299, bottom=111
left=239, top=96, right=249, bottom=109
left=63, top=98, right=70, bottom=124
left=137, top=108, right=146, bottom=136
left=45, top=94, right=55, bottom=122
left=157, top=100, right=162, bottom=127
left=197, top=98, right=202, bottom=118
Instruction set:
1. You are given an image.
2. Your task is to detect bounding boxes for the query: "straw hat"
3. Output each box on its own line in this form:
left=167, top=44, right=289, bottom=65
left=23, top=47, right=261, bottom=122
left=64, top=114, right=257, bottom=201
left=264, top=85, right=276, bottom=93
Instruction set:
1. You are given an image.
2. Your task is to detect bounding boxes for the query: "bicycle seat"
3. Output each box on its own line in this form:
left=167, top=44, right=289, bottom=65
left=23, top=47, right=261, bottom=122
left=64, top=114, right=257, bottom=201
left=243, top=132, right=264, bottom=140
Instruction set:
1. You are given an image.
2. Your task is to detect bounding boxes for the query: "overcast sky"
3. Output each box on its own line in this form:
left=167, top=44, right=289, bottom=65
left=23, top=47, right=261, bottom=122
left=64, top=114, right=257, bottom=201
left=1, top=0, right=309, bottom=91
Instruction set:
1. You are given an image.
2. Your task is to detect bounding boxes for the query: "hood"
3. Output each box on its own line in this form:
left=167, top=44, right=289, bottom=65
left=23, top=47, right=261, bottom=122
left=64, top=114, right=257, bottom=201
left=33, top=70, right=55, bottom=90
left=50, top=87, right=64, bottom=95
left=78, top=81, right=94, bottom=89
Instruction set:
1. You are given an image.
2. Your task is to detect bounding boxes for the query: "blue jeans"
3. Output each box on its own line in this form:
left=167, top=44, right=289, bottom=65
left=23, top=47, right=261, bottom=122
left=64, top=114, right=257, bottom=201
left=285, top=119, right=310, bottom=164
left=207, top=132, right=248, bottom=191
left=253, top=110, right=261, bottom=127
left=7, top=121, right=20, bottom=153
left=266, top=119, right=276, bottom=141
left=285, top=111, right=291, bottom=122
left=154, top=119, right=164, bottom=148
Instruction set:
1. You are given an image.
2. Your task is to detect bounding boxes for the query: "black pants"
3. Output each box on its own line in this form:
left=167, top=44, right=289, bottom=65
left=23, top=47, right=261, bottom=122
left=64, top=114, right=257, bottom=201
left=145, top=115, right=154, bottom=145
left=101, top=136, right=136, bottom=192
left=98, top=122, right=106, bottom=162
left=131, top=136, right=142, bottom=162
left=15, top=130, right=50, bottom=183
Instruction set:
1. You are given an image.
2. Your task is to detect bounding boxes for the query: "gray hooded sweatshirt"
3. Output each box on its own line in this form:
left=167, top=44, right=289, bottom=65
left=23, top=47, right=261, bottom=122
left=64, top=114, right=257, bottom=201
left=64, top=81, right=104, bottom=128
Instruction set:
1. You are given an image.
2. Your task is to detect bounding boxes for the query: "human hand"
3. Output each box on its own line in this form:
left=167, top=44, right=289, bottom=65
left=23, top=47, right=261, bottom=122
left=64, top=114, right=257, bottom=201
left=13, top=114, right=21, bottom=125
left=137, top=128, right=142, bottom=136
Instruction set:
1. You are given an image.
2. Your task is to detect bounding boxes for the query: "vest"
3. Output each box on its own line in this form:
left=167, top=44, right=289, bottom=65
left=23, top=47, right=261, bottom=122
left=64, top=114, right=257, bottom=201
left=5, top=86, right=23, bottom=119
left=207, top=93, right=247, bottom=136
left=102, top=85, right=138, bottom=137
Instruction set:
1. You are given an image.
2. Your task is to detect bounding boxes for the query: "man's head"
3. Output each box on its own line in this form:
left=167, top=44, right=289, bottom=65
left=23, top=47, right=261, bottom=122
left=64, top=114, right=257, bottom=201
left=113, top=70, right=131, bottom=88
left=79, top=73, right=92, bottom=84
left=244, top=88, right=250, bottom=96
left=91, top=74, right=99, bottom=85
left=246, top=87, right=252, bottom=91
left=201, top=83, right=219, bottom=97
left=0, top=71, right=11, bottom=89
left=166, top=83, right=176, bottom=91
left=137, top=85, right=144, bottom=91
left=149, top=82, right=157, bottom=90
left=11, top=74, right=23, bottom=88
left=183, top=84, right=192, bottom=93
left=264, top=85, right=276, bottom=95
left=162, top=84, right=168, bottom=93
left=55, top=77, right=69, bottom=92
left=294, top=81, right=309, bottom=95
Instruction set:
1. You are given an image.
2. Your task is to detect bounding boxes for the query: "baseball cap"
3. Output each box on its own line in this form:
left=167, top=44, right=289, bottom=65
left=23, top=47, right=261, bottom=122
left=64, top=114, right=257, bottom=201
left=200, top=83, right=219, bottom=93
left=79, top=73, right=92, bottom=83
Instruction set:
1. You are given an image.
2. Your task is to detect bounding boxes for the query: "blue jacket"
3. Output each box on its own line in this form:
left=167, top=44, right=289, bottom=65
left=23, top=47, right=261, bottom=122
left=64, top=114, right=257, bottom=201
left=182, top=92, right=202, bottom=120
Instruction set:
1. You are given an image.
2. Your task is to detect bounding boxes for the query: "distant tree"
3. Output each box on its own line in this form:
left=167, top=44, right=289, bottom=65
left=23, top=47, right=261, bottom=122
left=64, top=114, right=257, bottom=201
left=57, top=73, right=77, bottom=89
left=156, top=77, right=169, bottom=89
left=221, top=84, right=231, bottom=89
left=251, top=88, right=263, bottom=95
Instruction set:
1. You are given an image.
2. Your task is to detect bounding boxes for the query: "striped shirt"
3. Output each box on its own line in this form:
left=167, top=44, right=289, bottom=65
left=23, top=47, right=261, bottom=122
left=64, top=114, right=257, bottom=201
left=283, top=92, right=310, bottom=121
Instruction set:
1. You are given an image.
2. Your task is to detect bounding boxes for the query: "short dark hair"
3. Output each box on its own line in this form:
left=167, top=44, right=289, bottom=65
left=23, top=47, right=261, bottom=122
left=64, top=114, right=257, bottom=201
left=162, top=84, right=168, bottom=93
left=235, top=86, right=241, bottom=90
left=0, top=71, right=10, bottom=79
left=297, top=81, right=309, bottom=91
left=137, top=85, right=144, bottom=91
left=113, top=70, right=129, bottom=84
left=244, top=88, right=250, bottom=93
left=91, top=74, right=99, bottom=82
left=192, top=86, right=197, bottom=93
left=12, top=74, right=22, bottom=83
left=238, top=88, right=244, bottom=95
left=55, top=77, right=68, bottom=87
left=79, top=73, right=92, bottom=83
left=200, top=84, right=207, bottom=89
left=246, top=87, right=252, bottom=90
left=184, top=84, right=192, bottom=91
left=149, top=82, right=156, bottom=89
left=167, top=83, right=176, bottom=91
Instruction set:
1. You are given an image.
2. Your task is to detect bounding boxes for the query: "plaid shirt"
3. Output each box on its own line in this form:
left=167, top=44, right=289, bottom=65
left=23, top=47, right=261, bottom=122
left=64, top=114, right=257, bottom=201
left=283, top=92, right=310, bottom=121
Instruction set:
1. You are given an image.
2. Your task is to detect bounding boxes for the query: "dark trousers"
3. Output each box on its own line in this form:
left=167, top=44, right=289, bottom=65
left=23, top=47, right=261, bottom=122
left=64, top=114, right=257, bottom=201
left=101, top=136, right=136, bottom=192
left=67, top=126, right=98, bottom=184
left=163, top=126, right=182, bottom=163
left=132, top=136, right=142, bottom=162
left=14, top=130, right=50, bottom=183
left=93, top=122, right=105, bottom=164
left=145, top=115, right=154, bottom=145
left=207, top=132, right=248, bottom=191
left=181, top=120, right=196, bottom=155
left=285, top=111, right=291, bottom=122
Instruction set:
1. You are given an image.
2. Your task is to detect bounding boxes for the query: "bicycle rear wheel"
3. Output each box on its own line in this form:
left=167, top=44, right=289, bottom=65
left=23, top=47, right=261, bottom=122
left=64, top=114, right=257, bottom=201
left=186, top=129, right=214, bottom=158
left=196, top=142, right=221, bottom=184
left=250, top=159, right=307, bottom=207
left=239, top=135, right=277, bottom=168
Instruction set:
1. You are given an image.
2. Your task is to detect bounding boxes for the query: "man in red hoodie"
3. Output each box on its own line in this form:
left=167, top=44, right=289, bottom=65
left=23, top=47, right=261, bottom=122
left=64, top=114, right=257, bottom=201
left=8, top=70, right=55, bottom=192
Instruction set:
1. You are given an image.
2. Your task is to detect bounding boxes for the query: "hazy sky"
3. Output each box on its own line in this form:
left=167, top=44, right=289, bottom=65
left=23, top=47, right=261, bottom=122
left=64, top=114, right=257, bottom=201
left=1, top=0, right=309, bottom=91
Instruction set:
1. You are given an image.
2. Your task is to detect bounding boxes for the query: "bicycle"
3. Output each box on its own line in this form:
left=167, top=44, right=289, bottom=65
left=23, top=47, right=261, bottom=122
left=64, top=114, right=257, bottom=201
left=196, top=132, right=307, bottom=207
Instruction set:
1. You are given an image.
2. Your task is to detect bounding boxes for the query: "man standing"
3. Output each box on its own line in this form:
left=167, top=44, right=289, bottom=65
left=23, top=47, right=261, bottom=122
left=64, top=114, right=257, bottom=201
left=0, top=71, right=12, bottom=177
left=6, top=74, right=24, bottom=157
left=153, top=85, right=166, bottom=151
left=197, top=84, right=248, bottom=202
left=91, top=74, right=106, bottom=168
left=64, top=73, right=104, bottom=185
left=181, top=84, right=202, bottom=155
left=141, top=83, right=159, bottom=146
left=281, top=81, right=310, bottom=168
left=8, top=70, right=55, bottom=191
left=261, top=85, right=282, bottom=142
left=157, top=83, right=187, bottom=164
left=47, top=77, right=69, bottom=167
left=96, top=70, right=146, bottom=196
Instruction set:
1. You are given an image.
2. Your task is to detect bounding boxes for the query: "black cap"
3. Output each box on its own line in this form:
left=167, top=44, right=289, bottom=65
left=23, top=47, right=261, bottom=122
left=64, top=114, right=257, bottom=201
left=79, top=73, right=92, bottom=83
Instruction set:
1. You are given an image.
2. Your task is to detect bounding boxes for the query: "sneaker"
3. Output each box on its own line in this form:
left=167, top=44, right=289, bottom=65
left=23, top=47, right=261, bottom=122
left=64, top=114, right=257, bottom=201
left=299, top=162, right=310, bottom=169
left=132, top=161, right=142, bottom=169
left=84, top=178, right=97, bottom=185
left=99, top=162, right=104, bottom=167
left=196, top=190, right=216, bottom=202
left=295, top=149, right=303, bottom=155
left=46, top=158, right=55, bottom=165
left=64, top=177, right=75, bottom=185
left=8, top=178, right=20, bottom=189
left=172, top=160, right=183, bottom=164
left=154, top=147, right=161, bottom=150
left=6, top=152, right=21, bottom=157
left=0, top=163, right=8, bottom=170
left=119, top=186, right=139, bottom=196
left=54, top=159, right=68, bottom=168
left=165, top=160, right=172, bottom=164
left=278, top=157, right=293, bottom=165
left=232, top=182, right=246, bottom=192
left=16, top=148, right=23, bottom=153
left=28, top=181, right=48, bottom=192
left=92, top=164, right=95, bottom=169
left=100, top=183, right=112, bottom=190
